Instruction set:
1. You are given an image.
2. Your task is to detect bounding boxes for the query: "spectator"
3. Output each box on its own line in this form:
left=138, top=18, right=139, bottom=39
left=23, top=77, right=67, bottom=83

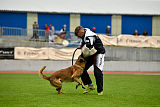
left=59, top=24, right=67, bottom=39
left=92, top=27, right=96, bottom=33
left=50, top=24, right=55, bottom=35
left=0, top=26, right=3, bottom=36
left=45, top=24, right=50, bottom=42
left=133, top=29, right=139, bottom=36
left=143, top=30, right=148, bottom=36
left=30, top=21, right=39, bottom=40
left=49, top=24, right=55, bottom=42
left=60, top=24, right=67, bottom=34
left=105, top=26, right=110, bottom=36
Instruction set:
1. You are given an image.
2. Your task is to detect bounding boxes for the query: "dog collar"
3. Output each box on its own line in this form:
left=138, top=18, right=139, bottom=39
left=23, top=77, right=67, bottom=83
left=74, top=64, right=84, bottom=70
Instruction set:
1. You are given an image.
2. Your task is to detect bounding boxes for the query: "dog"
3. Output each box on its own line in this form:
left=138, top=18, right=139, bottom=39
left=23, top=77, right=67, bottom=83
left=39, top=55, right=86, bottom=94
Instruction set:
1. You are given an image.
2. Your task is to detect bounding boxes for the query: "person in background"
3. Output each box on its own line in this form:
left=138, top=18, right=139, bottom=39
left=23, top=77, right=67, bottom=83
left=45, top=24, right=50, bottom=42
left=49, top=24, right=55, bottom=42
left=30, top=21, right=39, bottom=40
left=92, top=27, right=96, bottom=33
left=50, top=24, right=55, bottom=35
left=105, top=26, right=110, bottom=36
left=133, top=29, right=139, bottom=36
left=59, top=24, right=67, bottom=39
left=74, top=26, right=105, bottom=95
left=143, top=30, right=148, bottom=36
left=0, top=26, right=3, bottom=36
left=60, top=24, right=67, bottom=34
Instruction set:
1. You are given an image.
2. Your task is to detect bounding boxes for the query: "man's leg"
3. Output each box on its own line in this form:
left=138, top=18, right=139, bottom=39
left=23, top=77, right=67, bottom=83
left=81, top=56, right=95, bottom=94
left=35, top=32, right=39, bottom=40
left=30, top=32, right=35, bottom=40
left=94, top=54, right=105, bottom=94
left=94, top=66, right=103, bottom=93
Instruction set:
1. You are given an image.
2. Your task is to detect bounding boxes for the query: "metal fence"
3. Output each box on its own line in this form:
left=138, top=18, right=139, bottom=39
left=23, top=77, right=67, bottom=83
left=0, top=26, right=81, bottom=48
left=0, top=26, right=46, bottom=36
left=0, top=26, right=27, bottom=36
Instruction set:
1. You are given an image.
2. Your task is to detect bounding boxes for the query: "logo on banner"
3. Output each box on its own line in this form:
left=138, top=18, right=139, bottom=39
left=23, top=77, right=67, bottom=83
left=0, top=48, right=14, bottom=59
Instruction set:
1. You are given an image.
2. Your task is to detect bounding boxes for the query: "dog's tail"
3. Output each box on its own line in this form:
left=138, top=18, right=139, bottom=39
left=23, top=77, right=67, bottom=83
left=39, top=66, right=50, bottom=80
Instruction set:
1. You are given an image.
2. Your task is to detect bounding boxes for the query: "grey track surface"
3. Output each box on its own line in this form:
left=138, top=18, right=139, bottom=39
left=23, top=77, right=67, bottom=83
left=0, top=60, right=160, bottom=72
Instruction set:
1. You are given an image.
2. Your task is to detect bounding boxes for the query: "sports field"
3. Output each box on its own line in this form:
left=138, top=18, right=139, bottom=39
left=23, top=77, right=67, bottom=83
left=0, top=73, right=160, bottom=107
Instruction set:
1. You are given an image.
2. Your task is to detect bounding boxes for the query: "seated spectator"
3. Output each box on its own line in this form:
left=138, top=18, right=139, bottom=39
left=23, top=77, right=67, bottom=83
left=133, top=29, right=139, bottom=36
left=59, top=24, right=67, bottom=39
left=143, top=30, right=148, bottom=36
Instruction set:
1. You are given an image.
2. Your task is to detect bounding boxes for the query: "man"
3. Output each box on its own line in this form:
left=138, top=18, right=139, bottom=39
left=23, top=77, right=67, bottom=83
left=30, top=21, right=39, bottom=40
left=74, top=26, right=105, bottom=95
left=49, top=24, right=55, bottom=42
left=105, top=25, right=110, bottom=36
left=45, top=24, right=50, bottom=42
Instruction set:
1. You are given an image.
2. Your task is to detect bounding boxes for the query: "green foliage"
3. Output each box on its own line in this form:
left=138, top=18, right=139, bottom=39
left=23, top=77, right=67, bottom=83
left=0, top=73, right=160, bottom=107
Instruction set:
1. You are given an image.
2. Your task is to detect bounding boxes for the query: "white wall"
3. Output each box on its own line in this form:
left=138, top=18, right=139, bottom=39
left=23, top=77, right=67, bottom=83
left=27, top=13, right=38, bottom=37
left=152, top=16, right=160, bottom=36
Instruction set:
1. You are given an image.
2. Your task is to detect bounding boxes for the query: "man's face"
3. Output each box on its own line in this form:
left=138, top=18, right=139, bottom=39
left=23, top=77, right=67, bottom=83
left=77, top=29, right=85, bottom=38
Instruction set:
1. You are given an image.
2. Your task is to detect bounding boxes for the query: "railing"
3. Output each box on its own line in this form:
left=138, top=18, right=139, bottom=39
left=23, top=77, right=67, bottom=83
left=0, top=26, right=46, bottom=36
left=0, top=27, right=27, bottom=36
left=0, top=26, right=81, bottom=48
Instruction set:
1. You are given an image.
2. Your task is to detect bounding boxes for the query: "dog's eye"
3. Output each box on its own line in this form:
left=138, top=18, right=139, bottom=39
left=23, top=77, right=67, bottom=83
left=80, top=59, right=84, bottom=63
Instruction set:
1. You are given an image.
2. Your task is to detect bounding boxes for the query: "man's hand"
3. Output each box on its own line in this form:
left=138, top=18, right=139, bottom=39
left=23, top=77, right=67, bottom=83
left=77, top=45, right=82, bottom=49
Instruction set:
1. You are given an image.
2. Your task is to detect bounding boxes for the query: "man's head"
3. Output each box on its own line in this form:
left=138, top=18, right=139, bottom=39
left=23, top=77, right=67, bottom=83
left=74, top=26, right=85, bottom=38
left=63, top=24, right=66, bottom=28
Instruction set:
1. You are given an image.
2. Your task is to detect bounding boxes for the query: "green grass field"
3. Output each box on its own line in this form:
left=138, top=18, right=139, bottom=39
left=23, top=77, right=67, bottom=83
left=0, top=73, right=160, bottom=107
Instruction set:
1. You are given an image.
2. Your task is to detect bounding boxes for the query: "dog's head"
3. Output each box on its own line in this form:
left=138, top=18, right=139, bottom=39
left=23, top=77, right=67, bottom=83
left=75, top=55, right=86, bottom=68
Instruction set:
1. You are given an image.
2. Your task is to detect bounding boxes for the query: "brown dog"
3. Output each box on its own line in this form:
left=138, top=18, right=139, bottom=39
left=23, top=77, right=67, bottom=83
left=39, top=55, right=86, bottom=94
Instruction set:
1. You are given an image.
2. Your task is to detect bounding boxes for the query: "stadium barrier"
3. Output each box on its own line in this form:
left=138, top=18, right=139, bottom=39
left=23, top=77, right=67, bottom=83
left=14, top=47, right=81, bottom=60
left=98, top=34, right=160, bottom=48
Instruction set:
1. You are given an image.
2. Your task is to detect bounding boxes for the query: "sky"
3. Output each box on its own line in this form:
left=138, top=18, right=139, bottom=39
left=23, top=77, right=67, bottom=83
left=0, top=0, right=160, bottom=15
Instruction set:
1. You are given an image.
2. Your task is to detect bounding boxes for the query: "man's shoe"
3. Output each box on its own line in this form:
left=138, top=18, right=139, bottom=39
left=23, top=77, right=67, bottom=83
left=83, top=86, right=95, bottom=94
left=98, top=91, right=103, bottom=95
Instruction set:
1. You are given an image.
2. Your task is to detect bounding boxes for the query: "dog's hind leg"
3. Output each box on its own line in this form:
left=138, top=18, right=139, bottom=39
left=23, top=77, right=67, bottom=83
left=50, top=79, right=64, bottom=94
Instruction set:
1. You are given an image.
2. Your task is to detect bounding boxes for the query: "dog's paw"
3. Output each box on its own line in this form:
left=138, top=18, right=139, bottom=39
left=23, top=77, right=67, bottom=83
left=76, top=85, right=79, bottom=89
left=58, top=92, right=64, bottom=94
left=82, top=85, right=86, bottom=89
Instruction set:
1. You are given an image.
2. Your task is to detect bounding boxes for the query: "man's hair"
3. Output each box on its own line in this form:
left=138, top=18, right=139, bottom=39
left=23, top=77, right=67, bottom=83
left=74, top=26, right=83, bottom=36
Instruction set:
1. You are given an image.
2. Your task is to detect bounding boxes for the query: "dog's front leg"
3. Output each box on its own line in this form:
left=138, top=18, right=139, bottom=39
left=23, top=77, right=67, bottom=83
left=76, top=83, right=81, bottom=89
left=73, top=77, right=86, bottom=89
